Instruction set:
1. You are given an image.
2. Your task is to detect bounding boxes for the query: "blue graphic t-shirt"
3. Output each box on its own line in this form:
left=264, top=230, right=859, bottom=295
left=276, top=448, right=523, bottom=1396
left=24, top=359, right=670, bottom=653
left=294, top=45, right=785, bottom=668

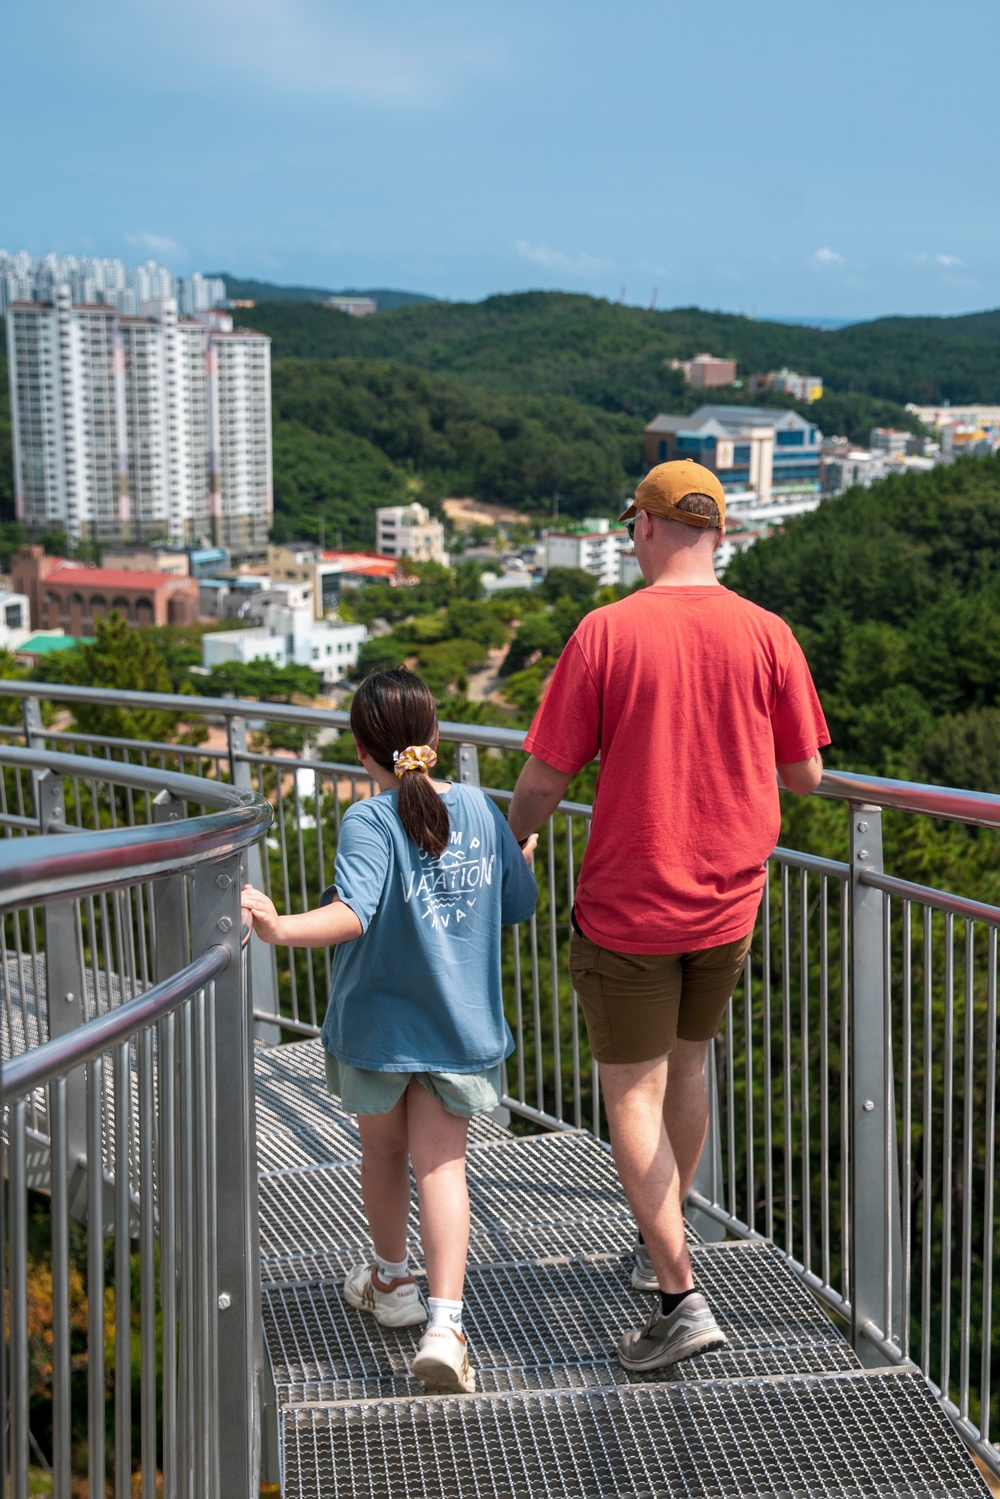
left=319, top=784, right=537, bottom=1072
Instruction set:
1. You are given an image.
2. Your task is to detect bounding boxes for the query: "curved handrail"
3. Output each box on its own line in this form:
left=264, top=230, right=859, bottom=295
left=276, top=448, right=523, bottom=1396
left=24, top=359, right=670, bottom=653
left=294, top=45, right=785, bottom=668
left=0, top=942, right=232, bottom=1104
left=0, top=745, right=272, bottom=910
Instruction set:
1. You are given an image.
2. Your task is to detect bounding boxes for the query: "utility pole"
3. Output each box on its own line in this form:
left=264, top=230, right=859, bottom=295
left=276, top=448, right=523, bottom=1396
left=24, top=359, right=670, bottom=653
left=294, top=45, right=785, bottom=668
left=552, top=491, right=560, bottom=524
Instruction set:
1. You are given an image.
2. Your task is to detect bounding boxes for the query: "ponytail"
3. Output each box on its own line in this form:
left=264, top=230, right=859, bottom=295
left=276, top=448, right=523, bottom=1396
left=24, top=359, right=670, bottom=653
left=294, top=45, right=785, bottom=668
left=350, top=668, right=450, bottom=859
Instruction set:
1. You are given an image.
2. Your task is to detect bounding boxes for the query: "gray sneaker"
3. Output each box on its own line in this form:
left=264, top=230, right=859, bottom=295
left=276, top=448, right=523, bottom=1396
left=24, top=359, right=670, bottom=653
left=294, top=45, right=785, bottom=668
left=631, top=1239, right=659, bottom=1292
left=618, top=1292, right=726, bottom=1371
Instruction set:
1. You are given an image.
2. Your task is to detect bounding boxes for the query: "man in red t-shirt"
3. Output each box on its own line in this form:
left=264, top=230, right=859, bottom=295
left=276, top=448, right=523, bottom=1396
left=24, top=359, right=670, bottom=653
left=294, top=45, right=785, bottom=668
left=508, top=459, right=829, bottom=1371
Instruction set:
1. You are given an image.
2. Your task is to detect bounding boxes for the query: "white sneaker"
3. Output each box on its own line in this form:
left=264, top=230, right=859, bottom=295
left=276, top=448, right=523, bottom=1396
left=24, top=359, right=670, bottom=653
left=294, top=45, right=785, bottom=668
left=411, top=1327, right=476, bottom=1393
left=342, top=1265, right=427, bottom=1327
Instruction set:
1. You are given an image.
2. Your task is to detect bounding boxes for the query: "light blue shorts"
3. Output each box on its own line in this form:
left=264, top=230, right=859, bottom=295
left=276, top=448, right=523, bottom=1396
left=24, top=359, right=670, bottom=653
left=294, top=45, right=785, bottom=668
left=324, top=1052, right=502, bottom=1119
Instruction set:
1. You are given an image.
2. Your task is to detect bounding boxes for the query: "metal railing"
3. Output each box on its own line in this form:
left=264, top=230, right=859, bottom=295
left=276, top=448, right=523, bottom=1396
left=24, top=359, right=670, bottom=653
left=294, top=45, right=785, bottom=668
left=0, top=680, right=997, bottom=1480
left=0, top=739, right=271, bottom=1499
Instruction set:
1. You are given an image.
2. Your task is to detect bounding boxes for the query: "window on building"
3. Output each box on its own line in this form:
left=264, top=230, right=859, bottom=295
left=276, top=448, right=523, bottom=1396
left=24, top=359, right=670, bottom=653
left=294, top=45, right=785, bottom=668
left=776, top=430, right=805, bottom=446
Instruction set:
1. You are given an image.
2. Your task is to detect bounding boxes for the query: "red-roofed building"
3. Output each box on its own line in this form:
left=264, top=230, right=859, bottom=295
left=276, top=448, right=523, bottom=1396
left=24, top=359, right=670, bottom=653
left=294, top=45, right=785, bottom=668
left=267, top=543, right=400, bottom=618
left=12, top=547, right=199, bottom=635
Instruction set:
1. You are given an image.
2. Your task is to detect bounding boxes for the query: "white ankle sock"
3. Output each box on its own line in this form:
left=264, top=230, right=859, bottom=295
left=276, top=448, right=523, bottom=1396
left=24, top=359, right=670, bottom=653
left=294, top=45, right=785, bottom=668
left=374, top=1252, right=409, bottom=1282
left=427, top=1296, right=463, bottom=1333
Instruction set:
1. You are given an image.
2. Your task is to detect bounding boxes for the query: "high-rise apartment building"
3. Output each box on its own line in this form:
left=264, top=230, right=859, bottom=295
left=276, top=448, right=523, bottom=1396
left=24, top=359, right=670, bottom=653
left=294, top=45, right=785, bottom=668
left=7, top=290, right=271, bottom=553
left=0, top=249, right=225, bottom=319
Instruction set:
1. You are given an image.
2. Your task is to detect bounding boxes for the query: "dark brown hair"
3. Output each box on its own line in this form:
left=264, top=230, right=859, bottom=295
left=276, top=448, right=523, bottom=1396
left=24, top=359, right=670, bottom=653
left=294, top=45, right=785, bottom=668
left=350, top=667, right=449, bottom=858
left=676, top=493, right=721, bottom=525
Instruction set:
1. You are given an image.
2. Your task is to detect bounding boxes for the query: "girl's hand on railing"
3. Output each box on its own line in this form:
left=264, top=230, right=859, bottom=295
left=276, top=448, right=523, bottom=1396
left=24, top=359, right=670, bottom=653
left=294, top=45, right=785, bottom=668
left=520, top=833, right=538, bottom=864
left=241, top=883, right=284, bottom=944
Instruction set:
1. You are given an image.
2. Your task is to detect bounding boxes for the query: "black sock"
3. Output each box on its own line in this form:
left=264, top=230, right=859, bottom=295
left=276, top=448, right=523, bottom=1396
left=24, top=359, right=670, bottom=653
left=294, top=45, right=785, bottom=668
left=636, top=1230, right=645, bottom=1246
left=660, top=1287, right=698, bottom=1317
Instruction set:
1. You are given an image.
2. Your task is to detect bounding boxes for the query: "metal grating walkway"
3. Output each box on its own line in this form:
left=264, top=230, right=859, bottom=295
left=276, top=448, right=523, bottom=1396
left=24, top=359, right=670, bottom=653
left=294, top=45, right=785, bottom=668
left=255, top=1040, right=991, bottom=1497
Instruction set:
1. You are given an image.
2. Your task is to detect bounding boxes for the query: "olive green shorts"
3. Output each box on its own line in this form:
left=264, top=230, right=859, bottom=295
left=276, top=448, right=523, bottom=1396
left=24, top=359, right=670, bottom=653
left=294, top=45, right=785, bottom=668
left=324, top=1052, right=503, bottom=1118
left=569, top=929, right=754, bottom=1064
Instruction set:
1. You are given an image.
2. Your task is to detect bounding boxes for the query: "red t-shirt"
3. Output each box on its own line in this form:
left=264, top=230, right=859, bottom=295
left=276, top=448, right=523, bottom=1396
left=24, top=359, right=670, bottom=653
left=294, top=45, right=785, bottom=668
left=522, top=585, right=830, bottom=954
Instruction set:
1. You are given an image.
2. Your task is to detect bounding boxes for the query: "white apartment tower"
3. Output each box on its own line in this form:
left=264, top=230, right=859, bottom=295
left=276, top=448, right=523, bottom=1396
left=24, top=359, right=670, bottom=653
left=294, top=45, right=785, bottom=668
left=7, top=289, right=271, bottom=553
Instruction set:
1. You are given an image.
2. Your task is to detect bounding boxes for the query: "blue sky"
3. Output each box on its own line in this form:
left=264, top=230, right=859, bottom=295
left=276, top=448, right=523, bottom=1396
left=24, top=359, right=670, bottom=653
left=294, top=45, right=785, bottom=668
left=3, top=0, right=998, bottom=320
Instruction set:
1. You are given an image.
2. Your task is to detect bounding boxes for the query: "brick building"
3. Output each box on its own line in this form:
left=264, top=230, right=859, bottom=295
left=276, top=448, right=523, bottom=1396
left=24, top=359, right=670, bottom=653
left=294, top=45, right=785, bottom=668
left=11, top=547, right=199, bottom=636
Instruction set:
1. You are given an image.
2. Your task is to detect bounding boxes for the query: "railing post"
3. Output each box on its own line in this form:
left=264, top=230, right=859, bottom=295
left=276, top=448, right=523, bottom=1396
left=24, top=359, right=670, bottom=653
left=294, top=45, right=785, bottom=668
left=22, top=695, right=43, bottom=749
left=229, top=716, right=280, bottom=1042
left=193, top=853, right=261, bottom=1498
left=456, top=744, right=480, bottom=785
left=849, top=802, right=903, bottom=1359
left=36, top=770, right=89, bottom=1217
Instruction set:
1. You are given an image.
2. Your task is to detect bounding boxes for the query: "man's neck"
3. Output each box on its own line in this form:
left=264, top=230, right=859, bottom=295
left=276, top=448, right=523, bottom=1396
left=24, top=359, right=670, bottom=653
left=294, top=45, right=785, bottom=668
left=642, top=552, right=722, bottom=588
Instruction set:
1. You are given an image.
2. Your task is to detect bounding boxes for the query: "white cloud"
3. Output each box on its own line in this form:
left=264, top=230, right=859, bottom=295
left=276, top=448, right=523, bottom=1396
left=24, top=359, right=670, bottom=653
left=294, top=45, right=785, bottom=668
left=810, top=246, right=845, bottom=267
left=515, top=240, right=613, bottom=276
left=908, top=251, right=966, bottom=269
left=126, top=231, right=187, bottom=259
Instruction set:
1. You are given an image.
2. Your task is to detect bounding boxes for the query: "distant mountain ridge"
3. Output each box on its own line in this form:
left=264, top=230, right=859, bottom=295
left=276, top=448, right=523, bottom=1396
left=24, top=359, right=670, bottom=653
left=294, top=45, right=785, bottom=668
left=209, top=274, right=437, bottom=311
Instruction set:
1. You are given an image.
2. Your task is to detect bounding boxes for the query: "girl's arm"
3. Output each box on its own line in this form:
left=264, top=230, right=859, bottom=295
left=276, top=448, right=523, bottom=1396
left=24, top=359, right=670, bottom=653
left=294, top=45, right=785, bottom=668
left=241, top=884, right=363, bottom=947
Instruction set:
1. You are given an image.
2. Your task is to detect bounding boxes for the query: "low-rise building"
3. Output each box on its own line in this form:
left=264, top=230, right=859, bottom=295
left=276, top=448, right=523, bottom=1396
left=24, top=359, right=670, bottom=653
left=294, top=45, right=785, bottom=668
left=870, top=428, right=912, bottom=458
left=748, top=369, right=823, bottom=403
left=669, top=354, right=737, bottom=388
left=201, top=599, right=367, bottom=687
left=0, top=591, right=32, bottom=650
left=322, top=296, right=377, bottom=317
left=11, top=547, right=199, bottom=634
left=645, top=405, right=822, bottom=499
left=544, top=519, right=633, bottom=589
left=267, top=543, right=399, bottom=618
left=376, top=504, right=447, bottom=565
left=101, top=546, right=191, bottom=577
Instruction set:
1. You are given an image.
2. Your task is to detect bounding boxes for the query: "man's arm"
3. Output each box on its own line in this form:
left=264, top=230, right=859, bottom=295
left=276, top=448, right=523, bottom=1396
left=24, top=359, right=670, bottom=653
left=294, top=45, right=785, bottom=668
left=508, top=755, right=575, bottom=842
left=776, top=750, right=824, bottom=796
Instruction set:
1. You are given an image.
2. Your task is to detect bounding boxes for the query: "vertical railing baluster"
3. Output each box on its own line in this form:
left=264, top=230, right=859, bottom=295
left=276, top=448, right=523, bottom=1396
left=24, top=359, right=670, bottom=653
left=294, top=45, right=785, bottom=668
left=743, top=948, right=755, bottom=1235
left=800, top=868, right=811, bottom=1275
left=529, top=901, right=543, bottom=1116
left=900, top=899, right=913, bottom=1359
left=546, top=817, right=562, bottom=1123
left=781, top=863, right=793, bottom=1258
left=50, top=1076, right=71, bottom=1499
left=762, top=865, right=774, bottom=1243
left=139, top=1027, right=157, bottom=1498
left=940, top=911, right=955, bottom=1401
left=114, top=1039, right=133, bottom=1498
left=920, top=903, right=934, bottom=1380
left=566, top=812, right=582, bottom=1130
left=819, top=873, right=831, bottom=1291
left=9, top=1101, right=28, bottom=1499
left=959, top=920, right=975, bottom=1421
left=87, top=1057, right=107, bottom=1499
left=980, top=927, right=997, bottom=1448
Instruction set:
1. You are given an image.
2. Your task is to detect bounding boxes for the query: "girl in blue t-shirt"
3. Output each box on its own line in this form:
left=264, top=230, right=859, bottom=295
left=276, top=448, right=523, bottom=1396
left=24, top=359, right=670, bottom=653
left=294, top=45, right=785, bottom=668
left=242, top=667, right=537, bottom=1394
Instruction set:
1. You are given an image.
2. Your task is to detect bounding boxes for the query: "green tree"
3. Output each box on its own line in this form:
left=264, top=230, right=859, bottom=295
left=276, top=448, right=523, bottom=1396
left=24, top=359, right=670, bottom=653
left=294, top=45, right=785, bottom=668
left=202, top=659, right=320, bottom=703
left=47, top=613, right=180, bottom=742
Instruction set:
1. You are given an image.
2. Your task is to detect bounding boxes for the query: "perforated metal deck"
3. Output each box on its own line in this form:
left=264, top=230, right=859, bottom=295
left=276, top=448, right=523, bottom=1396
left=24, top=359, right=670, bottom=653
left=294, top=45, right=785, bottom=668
left=255, top=1039, right=990, bottom=1498
left=280, top=1371, right=990, bottom=1499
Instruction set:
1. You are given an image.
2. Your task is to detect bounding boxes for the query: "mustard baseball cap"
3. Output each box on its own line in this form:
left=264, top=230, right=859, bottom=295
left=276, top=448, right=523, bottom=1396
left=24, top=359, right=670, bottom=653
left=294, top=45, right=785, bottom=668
left=618, top=459, right=726, bottom=529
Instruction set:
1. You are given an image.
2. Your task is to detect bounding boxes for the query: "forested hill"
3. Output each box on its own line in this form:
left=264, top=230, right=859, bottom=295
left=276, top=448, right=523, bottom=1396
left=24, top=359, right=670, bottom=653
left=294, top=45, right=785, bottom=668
left=234, top=292, right=1000, bottom=410
left=724, top=454, right=1000, bottom=789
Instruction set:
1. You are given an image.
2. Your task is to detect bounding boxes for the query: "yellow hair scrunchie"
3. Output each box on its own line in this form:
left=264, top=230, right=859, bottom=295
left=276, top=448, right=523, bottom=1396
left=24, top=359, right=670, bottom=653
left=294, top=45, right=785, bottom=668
left=392, top=744, right=438, bottom=778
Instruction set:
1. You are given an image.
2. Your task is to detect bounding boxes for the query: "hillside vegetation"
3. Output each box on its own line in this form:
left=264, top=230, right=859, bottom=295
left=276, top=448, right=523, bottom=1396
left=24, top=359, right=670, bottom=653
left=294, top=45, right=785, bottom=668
left=725, top=454, right=1000, bottom=788
left=234, top=292, right=1000, bottom=410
